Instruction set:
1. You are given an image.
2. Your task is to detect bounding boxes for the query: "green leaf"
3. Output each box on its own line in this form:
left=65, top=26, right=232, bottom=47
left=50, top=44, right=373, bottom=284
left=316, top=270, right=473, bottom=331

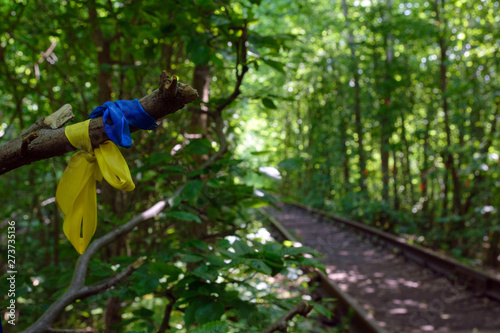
left=149, top=262, right=182, bottom=280
left=262, top=242, right=282, bottom=255
left=184, top=139, right=212, bottom=155
left=250, top=150, right=271, bottom=155
left=140, top=170, right=158, bottom=182
left=195, top=301, right=225, bottom=324
left=182, top=180, right=204, bottom=205
left=183, top=239, right=210, bottom=251
left=281, top=246, right=320, bottom=257
left=168, top=194, right=182, bottom=208
left=278, top=157, right=303, bottom=170
left=261, top=58, right=286, bottom=74
left=166, top=211, right=202, bottom=223
left=195, top=0, right=213, bottom=6
left=217, top=239, right=231, bottom=249
left=132, top=307, right=155, bottom=318
left=160, top=22, right=176, bottom=36
left=150, top=152, right=172, bottom=165
left=184, top=254, right=204, bottom=262
left=298, top=257, right=326, bottom=272
left=130, top=274, right=160, bottom=295
left=232, top=240, right=254, bottom=255
left=193, top=264, right=219, bottom=281
left=262, top=97, right=277, bottom=109
left=187, top=38, right=210, bottom=65
left=192, top=321, right=229, bottom=333
left=206, top=254, right=226, bottom=266
left=313, top=303, right=334, bottom=319
left=159, top=165, right=186, bottom=175
left=247, top=259, right=272, bottom=275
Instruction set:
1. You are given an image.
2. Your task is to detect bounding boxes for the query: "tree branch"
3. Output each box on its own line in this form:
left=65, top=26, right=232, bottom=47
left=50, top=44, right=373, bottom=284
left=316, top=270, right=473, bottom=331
left=157, top=291, right=176, bottom=333
left=22, top=201, right=167, bottom=333
left=23, top=129, right=228, bottom=332
left=260, top=301, right=313, bottom=333
left=215, top=21, right=249, bottom=114
left=0, top=71, right=198, bottom=175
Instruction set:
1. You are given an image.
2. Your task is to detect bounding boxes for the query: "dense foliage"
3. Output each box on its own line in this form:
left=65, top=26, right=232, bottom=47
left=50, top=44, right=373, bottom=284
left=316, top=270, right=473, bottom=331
left=0, top=0, right=498, bottom=331
left=0, top=0, right=328, bottom=331
left=239, top=0, right=499, bottom=265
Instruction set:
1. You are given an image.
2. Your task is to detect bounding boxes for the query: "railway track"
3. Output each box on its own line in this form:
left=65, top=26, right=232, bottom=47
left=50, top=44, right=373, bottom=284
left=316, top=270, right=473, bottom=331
left=265, top=203, right=500, bottom=333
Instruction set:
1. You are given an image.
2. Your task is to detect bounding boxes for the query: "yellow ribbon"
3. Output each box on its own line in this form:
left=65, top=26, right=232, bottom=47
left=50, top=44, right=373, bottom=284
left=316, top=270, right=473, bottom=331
left=56, top=120, right=135, bottom=254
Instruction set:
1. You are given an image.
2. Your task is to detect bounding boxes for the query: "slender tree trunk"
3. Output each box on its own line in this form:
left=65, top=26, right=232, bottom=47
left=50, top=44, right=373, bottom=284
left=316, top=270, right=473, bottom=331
left=341, top=0, right=366, bottom=194
left=186, top=63, right=211, bottom=246
left=392, top=150, right=399, bottom=210
left=381, top=0, right=394, bottom=204
left=402, top=47, right=415, bottom=206
left=306, top=105, right=315, bottom=193
left=88, top=2, right=112, bottom=105
left=400, top=109, right=414, bottom=205
left=434, top=0, right=461, bottom=216
left=335, top=82, right=350, bottom=194
left=340, top=110, right=350, bottom=194
left=421, top=114, right=431, bottom=213
left=88, top=3, right=124, bottom=331
left=190, top=64, right=211, bottom=136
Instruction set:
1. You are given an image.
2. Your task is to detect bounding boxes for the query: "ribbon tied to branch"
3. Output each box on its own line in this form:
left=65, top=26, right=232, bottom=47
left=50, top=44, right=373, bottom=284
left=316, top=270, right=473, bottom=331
left=56, top=100, right=157, bottom=254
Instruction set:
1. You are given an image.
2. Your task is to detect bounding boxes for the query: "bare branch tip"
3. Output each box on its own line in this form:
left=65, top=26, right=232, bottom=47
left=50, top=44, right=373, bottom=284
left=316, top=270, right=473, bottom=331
left=165, top=76, right=178, bottom=95
left=159, top=70, right=170, bottom=92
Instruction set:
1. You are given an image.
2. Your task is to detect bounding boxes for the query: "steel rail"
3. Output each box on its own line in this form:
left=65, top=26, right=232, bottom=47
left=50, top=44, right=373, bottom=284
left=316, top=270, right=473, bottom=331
left=286, top=201, right=500, bottom=302
left=264, top=211, right=387, bottom=333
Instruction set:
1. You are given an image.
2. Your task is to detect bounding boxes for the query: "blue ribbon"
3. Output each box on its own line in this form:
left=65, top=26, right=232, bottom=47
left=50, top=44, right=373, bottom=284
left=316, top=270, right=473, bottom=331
left=88, top=99, right=158, bottom=148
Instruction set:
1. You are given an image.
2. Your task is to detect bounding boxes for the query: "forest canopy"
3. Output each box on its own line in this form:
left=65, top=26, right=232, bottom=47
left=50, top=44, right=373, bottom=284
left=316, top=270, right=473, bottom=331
left=0, top=0, right=498, bottom=331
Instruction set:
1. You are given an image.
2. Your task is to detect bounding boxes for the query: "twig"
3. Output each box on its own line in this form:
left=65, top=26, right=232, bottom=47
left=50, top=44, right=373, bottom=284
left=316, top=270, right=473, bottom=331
left=0, top=71, right=198, bottom=175
left=260, top=301, right=314, bottom=333
left=215, top=21, right=249, bottom=114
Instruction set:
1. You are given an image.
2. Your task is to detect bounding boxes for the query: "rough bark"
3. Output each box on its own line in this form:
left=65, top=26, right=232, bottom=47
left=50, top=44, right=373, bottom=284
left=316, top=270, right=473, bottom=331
left=0, top=72, right=198, bottom=175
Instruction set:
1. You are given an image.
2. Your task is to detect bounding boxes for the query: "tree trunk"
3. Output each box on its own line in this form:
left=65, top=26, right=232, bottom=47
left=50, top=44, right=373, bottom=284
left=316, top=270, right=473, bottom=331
left=401, top=109, right=414, bottom=205
left=392, top=150, right=399, bottom=210
left=88, top=2, right=112, bottom=105
left=421, top=113, right=431, bottom=213
left=434, top=0, right=461, bottom=216
left=342, top=0, right=366, bottom=194
left=339, top=109, right=350, bottom=194
left=381, top=0, right=394, bottom=204
left=190, top=64, right=211, bottom=136
left=88, top=3, right=123, bottom=331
